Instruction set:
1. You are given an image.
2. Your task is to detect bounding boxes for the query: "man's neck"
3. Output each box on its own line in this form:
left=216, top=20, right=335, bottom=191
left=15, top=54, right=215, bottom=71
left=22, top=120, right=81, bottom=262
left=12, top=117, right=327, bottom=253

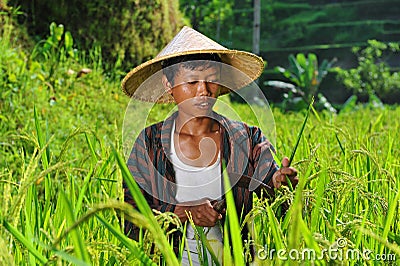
left=175, top=114, right=219, bottom=136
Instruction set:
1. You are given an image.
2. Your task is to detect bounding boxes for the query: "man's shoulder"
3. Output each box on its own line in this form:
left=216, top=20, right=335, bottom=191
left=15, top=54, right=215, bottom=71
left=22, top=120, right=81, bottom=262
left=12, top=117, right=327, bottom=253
left=217, top=114, right=259, bottom=134
left=138, top=120, right=165, bottom=140
left=144, top=120, right=164, bottom=131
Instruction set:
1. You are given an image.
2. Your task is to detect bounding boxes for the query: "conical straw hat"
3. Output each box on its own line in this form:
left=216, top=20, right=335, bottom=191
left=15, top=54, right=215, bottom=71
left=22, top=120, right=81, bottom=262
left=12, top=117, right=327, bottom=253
left=121, top=26, right=264, bottom=103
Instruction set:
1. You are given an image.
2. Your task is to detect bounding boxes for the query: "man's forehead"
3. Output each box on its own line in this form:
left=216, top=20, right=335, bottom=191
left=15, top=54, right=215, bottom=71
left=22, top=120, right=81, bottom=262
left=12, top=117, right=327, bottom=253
left=177, top=69, right=219, bottom=81
left=177, top=62, right=220, bottom=74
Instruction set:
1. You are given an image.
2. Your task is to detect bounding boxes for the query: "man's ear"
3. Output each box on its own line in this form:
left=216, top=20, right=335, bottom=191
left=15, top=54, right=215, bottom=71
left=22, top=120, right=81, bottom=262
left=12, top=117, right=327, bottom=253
left=162, top=75, right=173, bottom=95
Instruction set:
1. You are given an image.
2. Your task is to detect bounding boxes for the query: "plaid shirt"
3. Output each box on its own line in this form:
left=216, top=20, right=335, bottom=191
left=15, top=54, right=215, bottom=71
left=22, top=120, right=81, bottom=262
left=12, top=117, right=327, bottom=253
left=124, top=112, right=278, bottom=226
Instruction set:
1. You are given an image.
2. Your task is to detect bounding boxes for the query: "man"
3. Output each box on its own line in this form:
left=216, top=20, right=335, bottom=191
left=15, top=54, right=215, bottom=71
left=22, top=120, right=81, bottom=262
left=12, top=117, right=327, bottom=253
left=122, top=26, right=298, bottom=265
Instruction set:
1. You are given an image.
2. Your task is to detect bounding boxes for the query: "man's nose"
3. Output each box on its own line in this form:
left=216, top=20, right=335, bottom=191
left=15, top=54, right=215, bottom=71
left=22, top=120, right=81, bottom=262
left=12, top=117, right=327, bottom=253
left=196, top=81, right=209, bottom=96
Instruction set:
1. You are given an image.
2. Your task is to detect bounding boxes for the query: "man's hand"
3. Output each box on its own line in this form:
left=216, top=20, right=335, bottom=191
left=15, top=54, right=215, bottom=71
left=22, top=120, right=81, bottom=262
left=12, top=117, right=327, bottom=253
left=272, top=157, right=298, bottom=189
left=174, top=199, right=222, bottom=226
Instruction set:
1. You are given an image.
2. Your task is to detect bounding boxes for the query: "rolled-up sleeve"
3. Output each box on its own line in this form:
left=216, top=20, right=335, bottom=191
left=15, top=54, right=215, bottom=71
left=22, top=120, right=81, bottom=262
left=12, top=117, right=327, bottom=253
left=250, top=126, right=279, bottom=188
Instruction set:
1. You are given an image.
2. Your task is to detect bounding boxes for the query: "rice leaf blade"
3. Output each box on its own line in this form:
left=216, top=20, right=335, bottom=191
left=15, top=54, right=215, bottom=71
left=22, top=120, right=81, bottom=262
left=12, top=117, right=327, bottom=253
left=3, top=220, right=48, bottom=264
left=223, top=165, right=245, bottom=266
left=59, top=192, right=91, bottom=263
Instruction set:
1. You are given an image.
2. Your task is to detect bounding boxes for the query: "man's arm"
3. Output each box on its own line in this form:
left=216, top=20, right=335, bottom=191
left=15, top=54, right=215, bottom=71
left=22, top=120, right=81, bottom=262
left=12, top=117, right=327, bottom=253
left=125, top=131, right=177, bottom=213
left=250, top=127, right=298, bottom=194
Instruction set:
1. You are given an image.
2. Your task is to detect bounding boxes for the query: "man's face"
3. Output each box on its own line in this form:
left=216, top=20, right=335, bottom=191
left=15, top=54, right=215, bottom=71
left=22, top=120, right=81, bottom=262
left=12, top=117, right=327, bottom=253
left=166, top=64, right=221, bottom=117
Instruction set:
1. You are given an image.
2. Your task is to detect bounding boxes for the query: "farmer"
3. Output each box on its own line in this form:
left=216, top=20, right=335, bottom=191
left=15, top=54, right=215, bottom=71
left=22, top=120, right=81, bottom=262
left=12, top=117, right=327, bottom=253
left=122, top=26, right=298, bottom=264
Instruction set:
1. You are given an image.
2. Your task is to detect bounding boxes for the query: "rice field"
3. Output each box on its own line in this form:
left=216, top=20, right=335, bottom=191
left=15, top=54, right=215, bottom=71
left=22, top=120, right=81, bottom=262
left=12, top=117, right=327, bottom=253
left=1, top=19, right=399, bottom=265
left=1, top=99, right=399, bottom=265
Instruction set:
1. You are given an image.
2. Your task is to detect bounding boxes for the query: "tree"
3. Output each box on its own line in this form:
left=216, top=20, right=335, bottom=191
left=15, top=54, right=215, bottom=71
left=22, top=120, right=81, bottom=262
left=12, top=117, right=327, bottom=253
left=8, top=0, right=187, bottom=69
left=179, top=0, right=233, bottom=42
left=335, top=39, right=400, bottom=104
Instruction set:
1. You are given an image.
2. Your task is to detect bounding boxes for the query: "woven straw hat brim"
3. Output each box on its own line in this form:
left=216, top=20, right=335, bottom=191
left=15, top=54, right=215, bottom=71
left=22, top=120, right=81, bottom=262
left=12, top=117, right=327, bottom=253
left=121, top=26, right=264, bottom=103
left=122, top=50, right=264, bottom=103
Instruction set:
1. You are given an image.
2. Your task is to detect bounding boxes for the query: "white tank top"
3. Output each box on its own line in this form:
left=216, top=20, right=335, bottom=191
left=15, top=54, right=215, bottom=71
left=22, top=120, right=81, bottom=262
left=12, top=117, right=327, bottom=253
left=170, top=122, right=223, bottom=242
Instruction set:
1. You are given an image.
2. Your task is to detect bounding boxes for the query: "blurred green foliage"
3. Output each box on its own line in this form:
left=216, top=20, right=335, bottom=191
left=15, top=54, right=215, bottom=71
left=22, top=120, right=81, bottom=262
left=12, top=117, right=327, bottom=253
left=0, top=15, right=128, bottom=173
left=8, top=0, right=187, bottom=71
left=177, top=0, right=400, bottom=104
left=335, top=40, right=400, bottom=103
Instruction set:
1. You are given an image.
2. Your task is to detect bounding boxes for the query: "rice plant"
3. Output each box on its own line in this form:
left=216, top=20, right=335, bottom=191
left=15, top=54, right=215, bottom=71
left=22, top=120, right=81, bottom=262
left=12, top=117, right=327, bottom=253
left=1, top=16, right=399, bottom=265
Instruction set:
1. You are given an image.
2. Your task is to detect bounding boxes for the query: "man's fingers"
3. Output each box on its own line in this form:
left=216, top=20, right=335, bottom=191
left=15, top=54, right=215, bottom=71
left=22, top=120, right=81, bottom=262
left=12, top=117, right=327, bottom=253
left=280, top=167, right=297, bottom=177
left=274, top=171, right=298, bottom=188
left=273, top=157, right=299, bottom=189
left=291, top=177, right=299, bottom=185
left=281, top=156, right=290, bottom=167
left=190, top=201, right=222, bottom=226
left=273, top=174, right=282, bottom=188
left=277, top=173, right=287, bottom=183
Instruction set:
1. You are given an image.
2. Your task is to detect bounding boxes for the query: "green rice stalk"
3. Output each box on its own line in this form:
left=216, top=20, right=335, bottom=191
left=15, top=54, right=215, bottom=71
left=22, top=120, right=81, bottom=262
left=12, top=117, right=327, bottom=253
left=290, top=163, right=314, bottom=263
left=112, top=147, right=179, bottom=265
left=59, top=192, right=91, bottom=263
left=223, top=218, right=233, bottom=265
left=310, top=101, right=321, bottom=122
left=288, top=97, right=314, bottom=167
left=185, top=213, right=195, bottom=265
left=357, top=228, right=400, bottom=257
left=74, top=167, right=94, bottom=216
left=379, top=190, right=400, bottom=255
left=56, top=128, right=88, bottom=162
left=54, top=202, right=138, bottom=246
left=0, top=236, right=14, bottom=266
left=264, top=203, right=285, bottom=251
left=178, top=221, right=188, bottom=263
left=280, top=194, right=294, bottom=232
left=84, top=132, right=99, bottom=162
left=95, top=214, right=156, bottom=266
left=34, top=106, right=52, bottom=213
left=223, top=166, right=245, bottom=265
left=274, top=98, right=314, bottom=193
left=195, top=225, right=220, bottom=266
left=384, top=130, right=393, bottom=170
left=3, top=220, right=48, bottom=264
left=371, top=113, right=383, bottom=133
left=186, top=214, right=205, bottom=264
left=194, top=226, right=209, bottom=265
left=48, top=249, right=90, bottom=266
left=24, top=185, right=38, bottom=265
left=329, top=194, right=337, bottom=243
left=97, top=152, right=114, bottom=177
left=288, top=159, right=313, bottom=258
left=0, top=172, right=13, bottom=221
left=34, top=106, right=49, bottom=169
left=354, top=204, right=369, bottom=254
left=298, top=218, right=322, bottom=255
left=335, top=133, right=345, bottom=156
left=311, top=165, right=327, bottom=233
left=7, top=151, right=72, bottom=225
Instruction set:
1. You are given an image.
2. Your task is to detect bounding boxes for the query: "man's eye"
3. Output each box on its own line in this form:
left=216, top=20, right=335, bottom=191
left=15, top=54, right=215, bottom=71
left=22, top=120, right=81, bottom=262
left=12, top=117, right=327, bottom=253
left=187, top=81, right=197, bottom=85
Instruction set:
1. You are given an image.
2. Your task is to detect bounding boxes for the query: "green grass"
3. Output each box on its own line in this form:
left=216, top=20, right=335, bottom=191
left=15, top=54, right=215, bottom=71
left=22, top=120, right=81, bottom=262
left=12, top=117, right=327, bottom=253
left=1, top=18, right=399, bottom=265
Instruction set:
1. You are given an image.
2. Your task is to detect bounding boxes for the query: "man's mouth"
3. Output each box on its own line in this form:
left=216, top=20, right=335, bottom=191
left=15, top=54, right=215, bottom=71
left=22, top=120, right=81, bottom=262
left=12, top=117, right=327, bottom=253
left=194, top=99, right=216, bottom=109
left=196, top=102, right=210, bottom=107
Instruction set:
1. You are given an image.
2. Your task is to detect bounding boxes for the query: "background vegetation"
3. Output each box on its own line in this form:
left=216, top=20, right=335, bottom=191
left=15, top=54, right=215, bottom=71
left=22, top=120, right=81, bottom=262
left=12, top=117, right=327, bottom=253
left=3, top=0, right=400, bottom=104
left=180, top=0, right=400, bottom=104
left=0, top=0, right=399, bottom=265
left=8, top=0, right=186, bottom=70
